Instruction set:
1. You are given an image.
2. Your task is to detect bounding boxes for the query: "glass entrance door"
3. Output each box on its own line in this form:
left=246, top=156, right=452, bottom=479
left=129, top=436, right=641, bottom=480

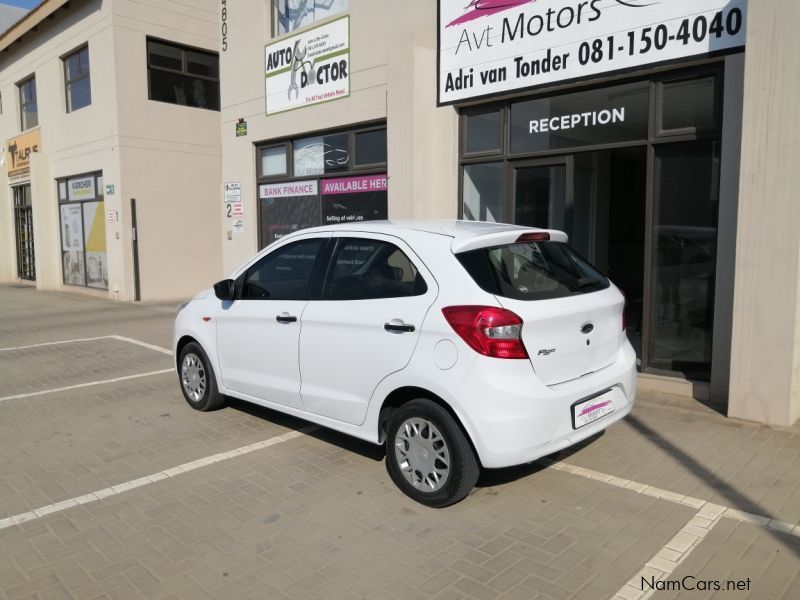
left=646, top=141, right=720, bottom=378
left=13, top=185, right=35, bottom=281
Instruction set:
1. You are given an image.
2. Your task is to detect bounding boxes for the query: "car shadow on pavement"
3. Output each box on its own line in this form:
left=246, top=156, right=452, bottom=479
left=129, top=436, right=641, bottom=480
left=226, top=397, right=386, bottom=461
left=476, top=431, right=606, bottom=487
left=626, top=414, right=800, bottom=560
left=228, top=396, right=610, bottom=484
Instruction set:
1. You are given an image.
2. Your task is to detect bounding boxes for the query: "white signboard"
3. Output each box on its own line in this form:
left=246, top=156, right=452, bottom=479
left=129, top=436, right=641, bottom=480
left=438, top=0, right=747, bottom=104
left=265, top=16, right=350, bottom=115
left=224, top=181, right=241, bottom=204
left=259, top=180, right=318, bottom=199
left=68, top=176, right=96, bottom=201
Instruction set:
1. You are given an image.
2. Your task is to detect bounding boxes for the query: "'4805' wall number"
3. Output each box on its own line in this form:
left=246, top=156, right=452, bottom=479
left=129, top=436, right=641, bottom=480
left=221, top=0, right=228, bottom=51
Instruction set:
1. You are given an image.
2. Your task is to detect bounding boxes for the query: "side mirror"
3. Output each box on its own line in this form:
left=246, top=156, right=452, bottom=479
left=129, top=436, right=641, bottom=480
left=213, top=279, right=236, bottom=301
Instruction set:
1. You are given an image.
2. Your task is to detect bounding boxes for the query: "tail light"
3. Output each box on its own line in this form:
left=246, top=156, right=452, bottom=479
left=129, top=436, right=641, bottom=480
left=442, top=306, right=528, bottom=359
left=516, top=232, right=550, bottom=243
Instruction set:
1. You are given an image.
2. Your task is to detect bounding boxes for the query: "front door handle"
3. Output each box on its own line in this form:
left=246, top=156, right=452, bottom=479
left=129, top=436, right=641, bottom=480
left=276, top=313, right=298, bottom=324
left=384, top=321, right=415, bottom=334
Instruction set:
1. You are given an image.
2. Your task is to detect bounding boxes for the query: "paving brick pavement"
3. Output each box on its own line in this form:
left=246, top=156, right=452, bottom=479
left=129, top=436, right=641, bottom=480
left=0, top=375, right=310, bottom=517
left=1, top=284, right=799, bottom=600
left=653, top=519, right=800, bottom=599
left=0, top=430, right=696, bottom=600
left=0, top=338, right=171, bottom=398
left=551, top=394, right=800, bottom=527
left=0, top=285, right=178, bottom=350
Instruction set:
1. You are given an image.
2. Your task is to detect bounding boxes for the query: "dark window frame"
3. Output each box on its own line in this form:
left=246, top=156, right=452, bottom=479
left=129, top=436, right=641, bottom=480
left=62, top=44, right=92, bottom=113
left=13, top=184, right=35, bottom=281
left=457, top=64, right=725, bottom=223
left=352, top=125, right=388, bottom=169
left=258, top=142, right=291, bottom=178
left=460, top=104, right=506, bottom=159
left=256, top=122, right=387, bottom=182
left=653, top=67, right=723, bottom=138
left=254, top=121, right=388, bottom=249
left=56, top=171, right=108, bottom=290
left=271, top=0, right=349, bottom=38
left=456, top=61, right=727, bottom=382
left=17, top=75, right=38, bottom=131
left=146, top=36, right=220, bottom=111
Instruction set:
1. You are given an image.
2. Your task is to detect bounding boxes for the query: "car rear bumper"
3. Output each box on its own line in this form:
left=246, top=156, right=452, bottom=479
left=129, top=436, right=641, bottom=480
left=453, top=340, right=637, bottom=469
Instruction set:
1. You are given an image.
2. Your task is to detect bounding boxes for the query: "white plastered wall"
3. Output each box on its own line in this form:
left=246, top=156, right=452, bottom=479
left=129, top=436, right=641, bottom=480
left=0, top=0, right=221, bottom=302
left=728, top=0, right=800, bottom=426
left=218, top=0, right=459, bottom=275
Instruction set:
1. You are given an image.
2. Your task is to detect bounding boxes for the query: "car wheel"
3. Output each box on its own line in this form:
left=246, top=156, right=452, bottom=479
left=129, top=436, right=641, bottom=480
left=385, top=398, right=479, bottom=507
left=178, top=342, right=225, bottom=412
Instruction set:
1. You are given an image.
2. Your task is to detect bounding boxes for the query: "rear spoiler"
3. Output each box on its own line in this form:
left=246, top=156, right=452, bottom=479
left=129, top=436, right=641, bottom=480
left=451, top=229, right=569, bottom=254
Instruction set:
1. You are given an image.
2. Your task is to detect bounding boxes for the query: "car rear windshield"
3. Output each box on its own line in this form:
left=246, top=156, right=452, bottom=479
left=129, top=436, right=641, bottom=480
left=456, top=241, right=610, bottom=301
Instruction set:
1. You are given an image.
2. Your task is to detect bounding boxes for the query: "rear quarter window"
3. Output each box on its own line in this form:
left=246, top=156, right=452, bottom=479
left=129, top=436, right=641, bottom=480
left=456, top=242, right=610, bottom=301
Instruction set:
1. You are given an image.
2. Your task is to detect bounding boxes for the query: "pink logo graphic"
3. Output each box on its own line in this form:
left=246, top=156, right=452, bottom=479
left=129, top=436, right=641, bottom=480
left=446, top=0, right=537, bottom=28
left=579, top=400, right=611, bottom=417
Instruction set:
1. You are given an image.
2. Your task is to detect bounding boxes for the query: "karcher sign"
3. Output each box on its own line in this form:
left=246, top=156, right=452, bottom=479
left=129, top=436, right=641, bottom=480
left=438, top=0, right=748, bottom=104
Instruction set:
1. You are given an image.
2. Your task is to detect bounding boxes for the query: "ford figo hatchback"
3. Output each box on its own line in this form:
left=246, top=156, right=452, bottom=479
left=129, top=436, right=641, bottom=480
left=174, top=221, right=636, bottom=507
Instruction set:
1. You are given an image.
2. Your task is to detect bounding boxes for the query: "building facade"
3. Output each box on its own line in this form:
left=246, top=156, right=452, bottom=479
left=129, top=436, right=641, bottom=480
left=0, top=0, right=222, bottom=301
left=0, top=1, right=796, bottom=427
left=219, top=0, right=800, bottom=427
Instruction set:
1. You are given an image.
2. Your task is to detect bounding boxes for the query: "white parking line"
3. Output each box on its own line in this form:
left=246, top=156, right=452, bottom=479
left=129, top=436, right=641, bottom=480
left=0, top=336, right=112, bottom=352
left=0, top=428, right=315, bottom=531
left=612, top=504, right=727, bottom=600
left=0, top=334, right=174, bottom=403
left=109, top=335, right=172, bottom=356
left=0, top=369, right=174, bottom=403
left=543, top=459, right=800, bottom=538
left=0, top=335, right=172, bottom=356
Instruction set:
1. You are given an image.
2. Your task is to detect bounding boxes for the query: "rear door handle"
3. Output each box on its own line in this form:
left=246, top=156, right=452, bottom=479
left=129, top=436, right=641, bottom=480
left=384, top=322, right=415, bottom=334
left=276, top=313, right=298, bottom=324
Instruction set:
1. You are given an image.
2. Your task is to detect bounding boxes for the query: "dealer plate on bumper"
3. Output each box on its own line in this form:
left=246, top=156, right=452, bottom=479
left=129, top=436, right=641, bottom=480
left=572, top=390, right=615, bottom=429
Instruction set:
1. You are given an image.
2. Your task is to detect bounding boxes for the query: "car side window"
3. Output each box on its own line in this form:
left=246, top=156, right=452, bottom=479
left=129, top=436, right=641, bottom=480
left=324, top=238, right=428, bottom=300
left=241, top=238, right=325, bottom=300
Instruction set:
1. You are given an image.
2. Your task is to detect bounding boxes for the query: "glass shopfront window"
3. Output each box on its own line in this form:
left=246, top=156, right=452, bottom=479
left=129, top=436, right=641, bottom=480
left=510, top=81, right=650, bottom=154
left=294, top=132, right=350, bottom=176
left=650, top=142, right=720, bottom=377
left=257, top=124, right=387, bottom=247
left=459, top=66, right=724, bottom=380
left=658, top=76, right=719, bottom=134
left=57, top=172, right=108, bottom=289
left=462, top=163, right=505, bottom=223
left=463, top=109, right=502, bottom=155
left=272, top=0, right=348, bottom=37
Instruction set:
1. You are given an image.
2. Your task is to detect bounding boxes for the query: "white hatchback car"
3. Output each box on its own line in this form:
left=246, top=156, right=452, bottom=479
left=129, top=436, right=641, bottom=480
left=174, top=221, right=636, bottom=506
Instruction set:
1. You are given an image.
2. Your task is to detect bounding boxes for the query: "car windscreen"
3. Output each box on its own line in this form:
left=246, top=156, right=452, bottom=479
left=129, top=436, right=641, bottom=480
left=456, top=241, right=610, bottom=301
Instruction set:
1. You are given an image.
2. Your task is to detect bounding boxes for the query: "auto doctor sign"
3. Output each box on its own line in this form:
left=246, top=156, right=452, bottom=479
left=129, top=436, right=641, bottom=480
left=265, top=16, right=350, bottom=114
left=438, top=0, right=747, bottom=104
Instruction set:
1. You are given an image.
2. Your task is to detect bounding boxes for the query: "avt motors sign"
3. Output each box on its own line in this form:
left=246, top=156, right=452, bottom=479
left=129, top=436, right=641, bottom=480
left=438, top=0, right=748, bottom=104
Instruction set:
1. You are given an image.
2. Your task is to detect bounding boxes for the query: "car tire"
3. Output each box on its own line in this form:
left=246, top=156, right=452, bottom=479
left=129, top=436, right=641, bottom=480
left=385, top=398, right=479, bottom=508
left=178, top=342, right=225, bottom=412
